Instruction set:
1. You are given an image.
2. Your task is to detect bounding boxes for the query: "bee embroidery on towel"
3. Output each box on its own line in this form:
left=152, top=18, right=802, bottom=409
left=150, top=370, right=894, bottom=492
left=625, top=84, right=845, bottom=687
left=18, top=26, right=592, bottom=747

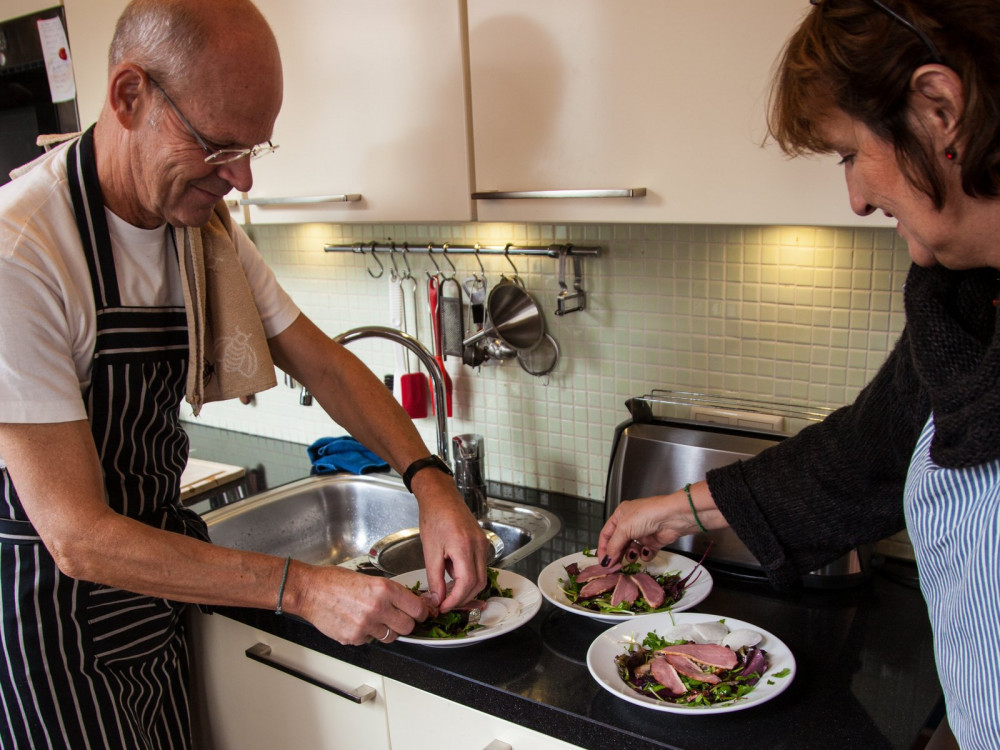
left=217, top=326, right=259, bottom=378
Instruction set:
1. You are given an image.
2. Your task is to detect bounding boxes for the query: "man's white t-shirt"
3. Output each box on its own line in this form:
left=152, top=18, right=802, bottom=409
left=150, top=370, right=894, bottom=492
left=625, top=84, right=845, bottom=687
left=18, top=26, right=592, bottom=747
left=0, top=140, right=300, bottom=428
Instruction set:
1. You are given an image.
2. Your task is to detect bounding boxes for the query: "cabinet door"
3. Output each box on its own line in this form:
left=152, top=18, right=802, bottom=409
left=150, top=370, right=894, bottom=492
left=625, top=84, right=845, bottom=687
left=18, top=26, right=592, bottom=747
left=190, top=612, right=391, bottom=750
left=384, top=678, right=581, bottom=750
left=4, top=0, right=64, bottom=22
left=244, top=0, right=473, bottom=223
left=468, top=0, right=886, bottom=227
left=62, top=0, right=130, bottom=129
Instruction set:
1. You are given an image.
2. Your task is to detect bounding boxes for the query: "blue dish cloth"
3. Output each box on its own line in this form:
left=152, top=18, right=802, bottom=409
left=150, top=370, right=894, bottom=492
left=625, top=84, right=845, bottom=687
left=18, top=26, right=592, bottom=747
left=307, top=436, right=390, bottom=476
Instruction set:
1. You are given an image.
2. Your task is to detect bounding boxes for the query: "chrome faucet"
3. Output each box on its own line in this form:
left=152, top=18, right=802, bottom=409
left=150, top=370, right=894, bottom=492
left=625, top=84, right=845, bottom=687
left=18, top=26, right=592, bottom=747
left=284, top=372, right=312, bottom=406
left=453, top=433, right=488, bottom=519
left=333, top=326, right=449, bottom=465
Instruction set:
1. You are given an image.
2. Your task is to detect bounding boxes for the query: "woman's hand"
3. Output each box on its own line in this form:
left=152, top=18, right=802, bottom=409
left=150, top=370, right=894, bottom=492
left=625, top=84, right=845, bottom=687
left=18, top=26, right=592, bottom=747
left=596, top=481, right=727, bottom=565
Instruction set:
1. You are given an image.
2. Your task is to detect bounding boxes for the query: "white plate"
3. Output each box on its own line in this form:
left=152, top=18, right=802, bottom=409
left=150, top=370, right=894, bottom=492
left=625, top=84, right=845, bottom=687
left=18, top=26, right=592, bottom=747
left=391, top=568, right=541, bottom=648
left=537, top=550, right=713, bottom=622
left=587, top=612, right=796, bottom=714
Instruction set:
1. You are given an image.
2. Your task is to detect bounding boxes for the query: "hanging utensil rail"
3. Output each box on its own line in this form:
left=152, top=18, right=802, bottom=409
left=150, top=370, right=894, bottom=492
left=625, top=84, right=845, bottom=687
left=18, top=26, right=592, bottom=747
left=323, top=242, right=600, bottom=258
left=324, top=242, right=599, bottom=316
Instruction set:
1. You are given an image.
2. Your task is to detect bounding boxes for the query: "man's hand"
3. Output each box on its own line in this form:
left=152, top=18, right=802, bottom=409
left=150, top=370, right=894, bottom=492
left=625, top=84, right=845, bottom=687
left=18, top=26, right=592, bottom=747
left=291, top=562, right=431, bottom=645
left=412, top=468, right=490, bottom=611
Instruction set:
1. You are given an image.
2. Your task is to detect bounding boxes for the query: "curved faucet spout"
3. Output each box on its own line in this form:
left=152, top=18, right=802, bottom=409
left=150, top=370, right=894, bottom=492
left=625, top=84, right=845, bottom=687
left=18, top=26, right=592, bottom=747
left=333, top=326, right=449, bottom=465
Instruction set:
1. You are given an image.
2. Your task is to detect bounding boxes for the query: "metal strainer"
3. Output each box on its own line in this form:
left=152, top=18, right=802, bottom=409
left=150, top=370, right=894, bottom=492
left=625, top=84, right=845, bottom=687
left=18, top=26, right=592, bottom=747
left=517, top=333, right=559, bottom=377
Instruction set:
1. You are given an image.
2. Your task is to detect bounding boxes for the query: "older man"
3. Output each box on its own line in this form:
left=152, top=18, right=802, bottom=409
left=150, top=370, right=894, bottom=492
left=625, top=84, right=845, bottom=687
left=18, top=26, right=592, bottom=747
left=0, top=0, right=487, bottom=746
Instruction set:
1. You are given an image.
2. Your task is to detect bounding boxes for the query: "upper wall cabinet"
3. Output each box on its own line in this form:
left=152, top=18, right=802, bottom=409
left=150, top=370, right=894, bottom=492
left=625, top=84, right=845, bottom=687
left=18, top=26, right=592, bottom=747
left=63, top=0, right=129, bottom=128
left=467, top=0, right=890, bottom=228
left=4, top=0, right=65, bottom=23
left=63, top=0, right=474, bottom=224
left=243, top=0, right=473, bottom=224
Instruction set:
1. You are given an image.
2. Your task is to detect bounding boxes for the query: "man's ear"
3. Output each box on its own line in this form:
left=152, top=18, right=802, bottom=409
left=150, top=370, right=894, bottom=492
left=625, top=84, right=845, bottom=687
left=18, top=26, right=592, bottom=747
left=107, top=65, right=147, bottom=130
left=910, top=64, right=964, bottom=146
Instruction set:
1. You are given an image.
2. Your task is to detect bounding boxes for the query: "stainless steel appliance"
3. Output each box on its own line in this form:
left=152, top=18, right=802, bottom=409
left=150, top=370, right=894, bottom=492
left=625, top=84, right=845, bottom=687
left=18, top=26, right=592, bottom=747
left=604, top=390, right=872, bottom=588
left=0, top=7, right=80, bottom=185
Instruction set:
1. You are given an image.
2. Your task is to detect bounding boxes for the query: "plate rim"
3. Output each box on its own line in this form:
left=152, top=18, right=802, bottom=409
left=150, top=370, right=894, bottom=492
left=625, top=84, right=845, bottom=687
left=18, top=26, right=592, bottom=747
left=537, top=549, right=714, bottom=622
left=585, top=611, right=797, bottom=714
left=391, top=567, right=541, bottom=647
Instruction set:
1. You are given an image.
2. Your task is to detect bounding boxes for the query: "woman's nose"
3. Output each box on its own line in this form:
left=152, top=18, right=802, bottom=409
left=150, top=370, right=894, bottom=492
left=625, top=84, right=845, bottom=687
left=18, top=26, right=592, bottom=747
left=845, top=172, right=876, bottom=217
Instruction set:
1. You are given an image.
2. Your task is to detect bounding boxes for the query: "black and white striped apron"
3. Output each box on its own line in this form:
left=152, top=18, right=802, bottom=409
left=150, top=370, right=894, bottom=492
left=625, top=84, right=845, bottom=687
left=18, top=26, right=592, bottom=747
left=0, top=126, right=210, bottom=749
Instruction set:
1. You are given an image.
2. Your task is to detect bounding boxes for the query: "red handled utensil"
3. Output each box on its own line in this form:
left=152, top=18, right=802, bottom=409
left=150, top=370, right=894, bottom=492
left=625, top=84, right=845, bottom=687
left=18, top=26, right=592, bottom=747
left=427, top=275, right=453, bottom=417
left=399, top=276, right=427, bottom=418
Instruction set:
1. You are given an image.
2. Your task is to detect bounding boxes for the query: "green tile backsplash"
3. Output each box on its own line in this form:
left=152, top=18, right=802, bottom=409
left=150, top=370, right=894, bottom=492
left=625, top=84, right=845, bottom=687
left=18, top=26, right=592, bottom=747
left=180, top=221, right=911, bottom=502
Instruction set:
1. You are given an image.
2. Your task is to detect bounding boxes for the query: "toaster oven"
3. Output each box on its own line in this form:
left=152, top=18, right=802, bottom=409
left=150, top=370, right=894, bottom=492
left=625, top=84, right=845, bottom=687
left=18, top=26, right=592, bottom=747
left=604, top=391, right=872, bottom=588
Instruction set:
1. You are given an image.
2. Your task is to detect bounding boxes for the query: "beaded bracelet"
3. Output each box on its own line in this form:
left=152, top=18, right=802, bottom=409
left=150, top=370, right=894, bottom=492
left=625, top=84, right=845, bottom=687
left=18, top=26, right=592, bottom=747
left=275, top=556, right=291, bottom=615
left=683, top=483, right=708, bottom=533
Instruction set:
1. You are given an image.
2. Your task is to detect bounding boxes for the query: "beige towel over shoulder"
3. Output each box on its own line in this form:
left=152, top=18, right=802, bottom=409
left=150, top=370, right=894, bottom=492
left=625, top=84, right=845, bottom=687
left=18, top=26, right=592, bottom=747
left=176, top=202, right=276, bottom=415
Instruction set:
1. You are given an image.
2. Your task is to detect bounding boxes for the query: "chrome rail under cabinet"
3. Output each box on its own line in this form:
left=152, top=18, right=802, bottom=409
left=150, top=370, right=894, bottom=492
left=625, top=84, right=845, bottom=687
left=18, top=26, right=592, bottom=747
left=322, top=242, right=600, bottom=258
left=471, top=188, right=646, bottom=200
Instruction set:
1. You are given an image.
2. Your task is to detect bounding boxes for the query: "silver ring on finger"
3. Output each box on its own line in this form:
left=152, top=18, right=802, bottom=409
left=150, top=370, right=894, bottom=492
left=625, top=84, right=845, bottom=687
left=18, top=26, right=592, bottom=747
left=377, top=625, right=392, bottom=642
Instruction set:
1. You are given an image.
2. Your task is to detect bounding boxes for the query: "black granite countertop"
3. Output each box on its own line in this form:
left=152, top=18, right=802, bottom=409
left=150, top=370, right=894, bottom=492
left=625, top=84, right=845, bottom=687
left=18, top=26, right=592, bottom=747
left=186, top=425, right=943, bottom=750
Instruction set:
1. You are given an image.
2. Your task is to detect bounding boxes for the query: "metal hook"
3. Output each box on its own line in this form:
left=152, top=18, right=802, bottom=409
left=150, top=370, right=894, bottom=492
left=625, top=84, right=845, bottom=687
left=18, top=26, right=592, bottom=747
left=441, top=243, right=457, bottom=279
left=399, top=242, right=413, bottom=280
left=426, top=244, right=442, bottom=280
left=502, top=243, right=522, bottom=285
left=472, top=243, right=486, bottom=281
left=387, top=241, right=401, bottom=281
left=365, top=242, right=384, bottom=279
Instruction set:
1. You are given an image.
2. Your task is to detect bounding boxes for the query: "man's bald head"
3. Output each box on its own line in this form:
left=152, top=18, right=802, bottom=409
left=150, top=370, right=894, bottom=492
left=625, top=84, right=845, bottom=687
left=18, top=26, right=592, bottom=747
left=108, top=0, right=280, bottom=91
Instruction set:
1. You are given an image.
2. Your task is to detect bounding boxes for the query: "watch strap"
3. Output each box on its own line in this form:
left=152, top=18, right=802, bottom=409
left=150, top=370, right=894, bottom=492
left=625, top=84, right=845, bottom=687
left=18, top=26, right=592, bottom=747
left=401, top=455, right=453, bottom=493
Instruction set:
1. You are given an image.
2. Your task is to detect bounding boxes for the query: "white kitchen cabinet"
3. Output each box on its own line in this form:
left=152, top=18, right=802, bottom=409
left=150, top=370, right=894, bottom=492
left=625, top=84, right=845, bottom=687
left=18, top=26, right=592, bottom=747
left=189, top=612, right=391, bottom=750
left=242, top=0, right=473, bottom=224
left=467, top=0, right=889, bottom=228
left=61, top=0, right=127, bottom=129
left=62, top=0, right=474, bottom=224
left=4, top=0, right=63, bottom=22
left=384, top=678, right=582, bottom=750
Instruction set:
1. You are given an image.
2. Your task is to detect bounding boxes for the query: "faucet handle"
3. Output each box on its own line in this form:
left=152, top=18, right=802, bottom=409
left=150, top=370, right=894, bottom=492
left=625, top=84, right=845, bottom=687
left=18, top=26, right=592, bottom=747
left=453, top=433, right=484, bottom=463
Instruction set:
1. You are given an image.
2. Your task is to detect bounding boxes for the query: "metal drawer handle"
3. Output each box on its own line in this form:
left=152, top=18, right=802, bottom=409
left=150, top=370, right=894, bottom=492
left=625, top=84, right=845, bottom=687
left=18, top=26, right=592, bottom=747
left=471, top=188, right=646, bottom=200
left=238, top=194, right=362, bottom=205
left=244, top=643, right=377, bottom=704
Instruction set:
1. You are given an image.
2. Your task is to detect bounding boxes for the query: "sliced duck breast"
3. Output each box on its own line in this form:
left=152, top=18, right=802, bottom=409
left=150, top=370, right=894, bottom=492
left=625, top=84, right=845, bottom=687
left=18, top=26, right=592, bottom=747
left=610, top=574, right=639, bottom=606
left=649, top=657, right=686, bottom=695
left=579, top=573, right=621, bottom=598
left=419, top=591, right=440, bottom=618
left=576, top=561, right=622, bottom=582
left=631, top=572, right=666, bottom=608
left=657, top=643, right=737, bottom=670
left=663, top=653, right=721, bottom=685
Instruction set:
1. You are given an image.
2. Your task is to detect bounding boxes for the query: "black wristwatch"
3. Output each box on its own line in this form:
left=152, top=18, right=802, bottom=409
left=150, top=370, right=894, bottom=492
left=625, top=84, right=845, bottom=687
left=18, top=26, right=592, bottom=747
left=401, top=455, right=453, bottom=493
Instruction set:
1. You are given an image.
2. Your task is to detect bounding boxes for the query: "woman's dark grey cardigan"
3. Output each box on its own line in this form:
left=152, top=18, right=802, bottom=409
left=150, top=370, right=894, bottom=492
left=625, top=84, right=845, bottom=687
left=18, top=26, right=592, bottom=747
left=706, top=263, right=1000, bottom=590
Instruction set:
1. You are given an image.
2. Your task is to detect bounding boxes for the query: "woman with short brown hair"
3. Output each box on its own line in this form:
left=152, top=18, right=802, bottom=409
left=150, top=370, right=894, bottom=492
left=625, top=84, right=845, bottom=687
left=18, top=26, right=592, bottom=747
left=600, top=3, right=1000, bottom=746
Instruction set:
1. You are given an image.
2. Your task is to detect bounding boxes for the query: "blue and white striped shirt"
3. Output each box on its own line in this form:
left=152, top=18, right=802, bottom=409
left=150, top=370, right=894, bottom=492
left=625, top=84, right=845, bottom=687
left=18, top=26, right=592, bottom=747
left=905, top=416, right=1000, bottom=749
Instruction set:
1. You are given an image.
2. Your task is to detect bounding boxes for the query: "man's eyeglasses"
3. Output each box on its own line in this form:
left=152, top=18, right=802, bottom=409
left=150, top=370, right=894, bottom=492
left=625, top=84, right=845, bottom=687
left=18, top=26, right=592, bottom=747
left=147, top=75, right=278, bottom=165
left=810, top=0, right=943, bottom=64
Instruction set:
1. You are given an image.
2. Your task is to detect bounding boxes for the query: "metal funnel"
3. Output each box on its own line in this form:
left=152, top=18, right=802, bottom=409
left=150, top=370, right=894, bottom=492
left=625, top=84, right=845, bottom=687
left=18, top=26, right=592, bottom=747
left=462, top=281, right=544, bottom=351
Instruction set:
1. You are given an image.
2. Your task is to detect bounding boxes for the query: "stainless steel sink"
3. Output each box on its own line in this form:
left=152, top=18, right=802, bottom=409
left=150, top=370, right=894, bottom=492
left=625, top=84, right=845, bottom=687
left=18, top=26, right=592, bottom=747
left=202, top=473, right=561, bottom=573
